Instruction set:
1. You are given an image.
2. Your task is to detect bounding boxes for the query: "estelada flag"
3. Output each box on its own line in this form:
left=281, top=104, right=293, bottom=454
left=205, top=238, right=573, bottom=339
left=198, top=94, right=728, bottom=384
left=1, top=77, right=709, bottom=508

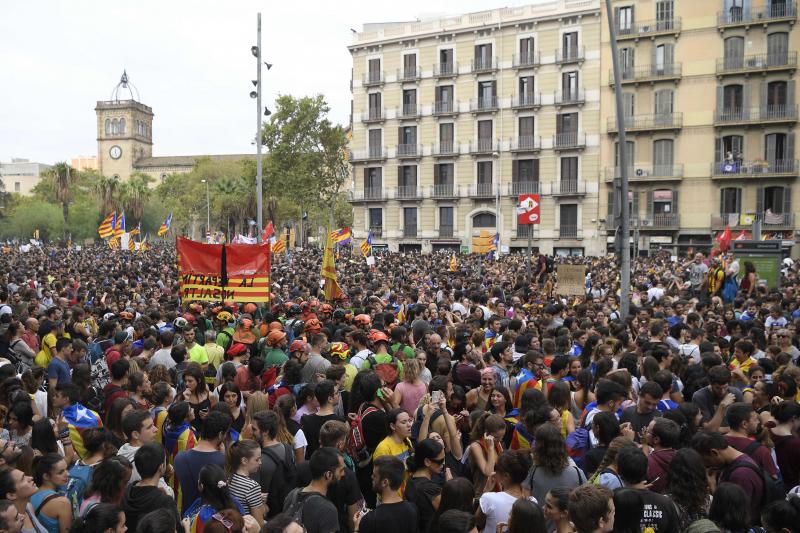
left=321, top=229, right=343, bottom=301
left=98, top=212, right=115, bottom=239
left=360, top=232, right=372, bottom=257
left=115, top=212, right=126, bottom=237
left=449, top=253, right=457, bottom=272
left=158, top=213, right=172, bottom=237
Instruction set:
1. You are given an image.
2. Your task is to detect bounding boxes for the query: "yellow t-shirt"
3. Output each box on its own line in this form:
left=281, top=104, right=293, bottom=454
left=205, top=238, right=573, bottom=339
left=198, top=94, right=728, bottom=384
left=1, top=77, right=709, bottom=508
left=188, top=344, right=209, bottom=366
left=35, top=332, right=70, bottom=368
left=204, top=343, right=224, bottom=370
left=373, top=436, right=412, bottom=462
left=729, top=357, right=756, bottom=374
left=343, top=364, right=358, bottom=392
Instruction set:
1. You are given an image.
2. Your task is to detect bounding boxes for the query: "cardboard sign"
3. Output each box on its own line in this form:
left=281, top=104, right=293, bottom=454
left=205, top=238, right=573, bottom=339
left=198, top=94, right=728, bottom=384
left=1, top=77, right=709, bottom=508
left=557, top=265, right=586, bottom=296
left=517, top=194, right=541, bottom=225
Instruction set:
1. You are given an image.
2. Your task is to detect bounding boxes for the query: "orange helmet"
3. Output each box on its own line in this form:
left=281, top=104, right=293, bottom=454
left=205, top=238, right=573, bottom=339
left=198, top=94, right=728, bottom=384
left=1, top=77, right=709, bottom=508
left=330, top=342, right=350, bottom=359
left=119, top=311, right=134, bottom=321
left=243, top=303, right=258, bottom=315
left=369, top=330, right=389, bottom=344
left=320, top=304, right=333, bottom=315
left=305, top=318, right=322, bottom=333
left=354, top=314, right=371, bottom=327
left=269, top=321, right=283, bottom=331
left=266, top=330, right=287, bottom=347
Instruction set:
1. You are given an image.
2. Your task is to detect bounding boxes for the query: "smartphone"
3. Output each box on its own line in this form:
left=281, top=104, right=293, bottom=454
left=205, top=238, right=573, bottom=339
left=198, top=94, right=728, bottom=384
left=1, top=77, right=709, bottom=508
left=376, top=389, right=384, bottom=400
left=432, top=390, right=444, bottom=404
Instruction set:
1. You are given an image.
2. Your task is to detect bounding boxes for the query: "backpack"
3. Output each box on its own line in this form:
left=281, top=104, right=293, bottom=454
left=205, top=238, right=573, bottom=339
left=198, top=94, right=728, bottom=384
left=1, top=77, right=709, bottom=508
left=367, top=354, right=400, bottom=390
left=62, top=462, right=93, bottom=517
left=203, top=362, right=217, bottom=386
left=590, top=467, right=622, bottom=487
left=565, top=427, right=592, bottom=471
left=347, top=403, right=379, bottom=468
left=282, top=488, right=325, bottom=525
left=545, top=256, right=555, bottom=274
left=720, top=458, right=785, bottom=507
left=258, top=443, right=297, bottom=519
left=410, top=406, right=443, bottom=442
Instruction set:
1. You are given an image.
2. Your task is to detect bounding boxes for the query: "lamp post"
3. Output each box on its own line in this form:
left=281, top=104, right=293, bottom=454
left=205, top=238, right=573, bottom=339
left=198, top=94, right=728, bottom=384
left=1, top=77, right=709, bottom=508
left=251, top=14, right=273, bottom=242
left=201, top=179, right=210, bottom=238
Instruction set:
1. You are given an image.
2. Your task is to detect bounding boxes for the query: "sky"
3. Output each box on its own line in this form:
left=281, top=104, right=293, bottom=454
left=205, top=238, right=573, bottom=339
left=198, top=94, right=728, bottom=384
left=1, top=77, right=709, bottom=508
left=0, top=0, right=542, bottom=165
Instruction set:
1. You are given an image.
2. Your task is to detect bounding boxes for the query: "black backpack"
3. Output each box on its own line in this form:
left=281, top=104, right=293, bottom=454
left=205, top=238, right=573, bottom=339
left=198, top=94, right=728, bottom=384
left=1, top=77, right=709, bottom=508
left=545, top=256, right=555, bottom=274
left=282, top=488, right=325, bottom=525
left=258, top=443, right=298, bottom=519
left=720, top=458, right=785, bottom=507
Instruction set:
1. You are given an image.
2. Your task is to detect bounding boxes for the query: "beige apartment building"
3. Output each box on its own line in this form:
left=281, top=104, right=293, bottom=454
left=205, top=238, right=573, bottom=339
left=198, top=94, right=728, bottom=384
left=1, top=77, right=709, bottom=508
left=600, top=0, right=799, bottom=256
left=347, top=1, right=604, bottom=255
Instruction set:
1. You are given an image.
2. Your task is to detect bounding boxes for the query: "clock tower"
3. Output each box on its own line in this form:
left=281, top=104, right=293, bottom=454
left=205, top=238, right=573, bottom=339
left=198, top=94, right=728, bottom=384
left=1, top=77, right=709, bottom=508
left=95, top=71, right=153, bottom=180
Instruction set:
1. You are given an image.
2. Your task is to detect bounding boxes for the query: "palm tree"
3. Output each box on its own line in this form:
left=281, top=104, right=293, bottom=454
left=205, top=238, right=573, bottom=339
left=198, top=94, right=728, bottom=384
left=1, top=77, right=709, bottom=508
left=93, top=175, right=120, bottom=215
left=45, top=162, right=77, bottom=237
left=118, top=173, right=153, bottom=224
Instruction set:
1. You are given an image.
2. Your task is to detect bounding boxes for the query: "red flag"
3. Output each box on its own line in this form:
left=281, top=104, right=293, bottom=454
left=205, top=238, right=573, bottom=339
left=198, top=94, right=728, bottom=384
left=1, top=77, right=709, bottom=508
left=716, top=225, right=732, bottom=252
left=735, top=230, right=748, bottom=241
left=261, top=221, right=274, bottom=241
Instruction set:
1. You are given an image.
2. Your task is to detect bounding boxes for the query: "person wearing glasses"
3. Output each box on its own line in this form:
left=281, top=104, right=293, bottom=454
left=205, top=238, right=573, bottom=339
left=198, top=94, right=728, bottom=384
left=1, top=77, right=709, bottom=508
left=776, top=329, right=800, bottom=362
left=404, top=439, right=447, bottom=532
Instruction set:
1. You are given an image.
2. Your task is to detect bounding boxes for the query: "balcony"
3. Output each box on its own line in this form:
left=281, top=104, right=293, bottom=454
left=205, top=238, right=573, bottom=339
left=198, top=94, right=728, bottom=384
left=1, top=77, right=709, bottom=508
left=432, top=100, right=459, bottom=117
left=396, top=103, right=420, bottom=120
left=394, top=186, right=422, bottom=200
left=717, top=3, right=797, bottom=28
left=361, top=107, right=385, bottom=124
left=369, top=227, right=383, bottom=238
left=558, top=225, right=581, bottom=239
left=711, top=212, right=795, bottom=230
left=613, top=63, right=682, bottom=84
left=397, top=67, right=422, bottom=82
left=363, top=71, right=384, bottom=87
left=349, top=147, right=387, bottom=162
left=471, top=56, right=498, bottom=73
left=711, top=159, right=798, bottom=178
left=516, top=225, right=538, bottom=238
left=438, top=225, right=454, bottom=238
left=434, top=62, right=458, bottom=78
left=432, top=141, right=459, bottom=157
left=469, top=138, right=499, bottom=155
left=554, top=90, right=586, bottom=107
left=638, top=213, right=681, bottom=229
left=403, top=225, right=418, bottom=238
left=470, top=96, right=499, bottom=113
left=510, top=135, right=542, bottom=153
left=509, top=181, right=541, bottom=195
left=556, top=47, right=585, bottom=65
left=714, top=106, right=798, bottom=126
left=396, top=143, right=422, bottom=159
left=716, top=52, right=798, bottom=75
left=604, top=165, right=684, bottom=182
left=348, top=188, right=386, bottom=202
left=553, top=132, right=586, bottom=151
left=431, top=183, right=458, bottom=199
left=468, top=183, right=497, bottom=197
left=513, top=52, right=541, bottom=69
left=551, top=179, right=586, bottom=196
left=511, top=92, right=542, bottom=110
left=607, top=113, right=683, bottom=133
left=615, top=18, right=682, bottom=40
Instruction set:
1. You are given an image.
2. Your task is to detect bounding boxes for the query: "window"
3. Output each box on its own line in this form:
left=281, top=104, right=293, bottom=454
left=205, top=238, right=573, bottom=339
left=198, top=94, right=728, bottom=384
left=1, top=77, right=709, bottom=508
left=723, top=84, right=744, bottom=112
left=656, top=0, right=675, bottom=30
left=368, top=129, right=382, bottom=156
left=557, top=113, right=578, bottom=135
left=727, top=0, right=744, bottom=22
left=439, top=49, right=453, bottom=68
left=398, top=126, right=416, bottom=145
left=404, top=208, right=417, bottom=236
left=762, top=186, right=786, bottom=213
left=368, top=58, right=381, bottom=82
left=519, top=76, right=534, bottom=97
left=478, top=81, right=496, bottom=107
left=472, top=212, right=496, bottom=228
left=519, top=37, right=535, bottom=64
left=439, top=207, right=454, bottom=236
left=766, top=81, right=788, bottom=118
left=559, top=205, right=578, bottom=237
left=368, top=93, right=381, bottom=111
left=620, top=47, right=635, bottom=78
left=439, top=123, right=454, bottom=148
left=398, top=165, right=417, bottom=189
left=478, top=120, right=493, bottom=140
left=765, top=132, right=789, bottom=163
left=561, top=157, right=579, bottom=184
left=474, top=44, right=493, bottom=69
left=402, top=54, right=417, bottom=78
left=654, top=44, right=674, bottom=74
left=653, top=139, right=674, bottom=173
left=654, top=89, right=674, bottom=123
left=724, top=37, right=744, bottom=69
left=616, top=6, right=634, bottom=34
left=513, top=159, right=540, bottom=194
left=14, top=182, right=20, bottom=193
left=614, top=141, right=635, bottom=168
left=716, top=135, right=744, bottom=163
left=436, top=85, right=453, bottom=104
left=364, top=167, right=382, bottom=198
left=402, top=89, right=417, bottom=115
left=720, top=187, right=742, bottom=214
left=519, top=116, right=535, bottom=144
left=119, top=118, right=126, bottom=134
left=651, top=190, right=674, bottom=214
left=770, top=0, right=789, bottom=17
left=562, top=32, right=578, bottom=58
left=369, top=208, right=383, bottom=232
left=767, top=33, right=789, bottom=65
left=477, top=161, right=493, bottom=185
left=622, top=93, right=635, bottom=120
left=562, top=71, right=578, bottom=99
left=434, top=163, right=454, bottom=185
left=105, top=119, right=111, bottom=135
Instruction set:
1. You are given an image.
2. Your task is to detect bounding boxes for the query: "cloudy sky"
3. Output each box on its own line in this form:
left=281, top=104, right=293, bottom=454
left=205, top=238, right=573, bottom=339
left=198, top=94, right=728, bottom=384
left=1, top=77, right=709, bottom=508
left=0, top=0, right=541, bottom=165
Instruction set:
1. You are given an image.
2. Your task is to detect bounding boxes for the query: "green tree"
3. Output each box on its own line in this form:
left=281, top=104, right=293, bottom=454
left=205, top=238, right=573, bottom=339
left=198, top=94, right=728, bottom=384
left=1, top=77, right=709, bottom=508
left=0, top=198, right=64, bottom=241
left=44, top=162, right=77, bottom=236
left=93, top=175, right=120, bottom=216
left=118, top=173, right=153, bottom=224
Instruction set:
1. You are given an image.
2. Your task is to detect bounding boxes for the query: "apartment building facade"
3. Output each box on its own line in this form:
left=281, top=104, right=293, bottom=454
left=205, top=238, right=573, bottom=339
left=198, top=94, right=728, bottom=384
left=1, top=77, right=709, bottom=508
left=600, top=0, right=799, bottom=256
left=348, top=1, right=604, bottom=255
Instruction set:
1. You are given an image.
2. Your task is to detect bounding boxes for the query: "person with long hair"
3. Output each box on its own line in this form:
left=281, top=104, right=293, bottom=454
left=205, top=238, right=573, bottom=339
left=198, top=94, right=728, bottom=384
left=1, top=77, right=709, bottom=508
left=68, top=503, right=125, bottom=533
left=273, top=394, right=306, bottom=465
left=740, top=261, right=757, bottom=297
left=373, top=408, right=413, bottom=462
left=523, top=424, right=586, bottom=505
left=240, top=392, right=269, bottom=441
left=467, top=413, right=505, bottom=497
left=79, top=456, right=132, bottom=515
left=127, top=372, right=152, bottom=411
left=392, top=358, right=427, bottom=416
left=404, top=439, right=446, bottom=531
left=583, top=411, right=620, bottom=476
left=150, top=382, right=174, bottom=445
left=0, top=467, right=47, bottom=533
left=572, top=368, right=595, bottom=414
left=543, top=487, right=575, bottom=533
left=7, top=400, right=34, bottom=446
left=476, top=450, right=534, bottom=533
left=496, top=498, right=546, bottom=533
left=225, top=440, right=265, bottom=524
left=105, top=398, right=135, bottom=449
left=30, top=454, right=72, bottom=533
left=218, top=382, right=245, bottom=435
left=587, top=436, right=633, bottom=490
left=547, top=381, right=576, bottom=438
left=183, top=464, right=243, bottom=531
left=181, top=364, right=216, bottom=432
left=429, top=478, right=474, bottom=533
left=667, top=448, right=711, bottom=530
left=709, top=482, right=750, bottom=532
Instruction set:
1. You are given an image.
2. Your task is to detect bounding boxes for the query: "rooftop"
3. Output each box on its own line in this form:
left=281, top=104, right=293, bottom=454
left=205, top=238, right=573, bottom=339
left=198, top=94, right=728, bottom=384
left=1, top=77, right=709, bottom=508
left=133, top=154, right=255, bottom=169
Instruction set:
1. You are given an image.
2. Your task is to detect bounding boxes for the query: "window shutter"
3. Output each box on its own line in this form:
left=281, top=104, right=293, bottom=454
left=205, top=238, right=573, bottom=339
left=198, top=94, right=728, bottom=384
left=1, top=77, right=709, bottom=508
left=760, top=80, right=769, bottom=118
left=743, top=83, right=751, bottom=113
left=651, top=44, right=657, bottom=73
left=672, top=189, right=679, bottom=212
left=719, top=189, right=726, bottom=214
left=735, top=187, right=742, bottom=212
left=608, top=190, right=615, bottom=218
left=787, top=132, right=795, bottom=162
left=788, top=80, right=796, bottom=110
left=715, top=137, right=723, bottom=163
left=433, top=163, right=439, bottom=182
left=665, top=43, right=674, bottom=70
left=784, top=186, right=792, bottom=214
left=756, top=186, right=765, bottom=213
left=363, top=168, right=369, bottom=189
left=512, top=160, right=519, bottom=182
left=645, top=190, right=653, bottom=216
left=474, top=45, right=480, bottom=63
left=717, top=86, right=724, bottom=117
left=533, top=159, right=540, bottom=180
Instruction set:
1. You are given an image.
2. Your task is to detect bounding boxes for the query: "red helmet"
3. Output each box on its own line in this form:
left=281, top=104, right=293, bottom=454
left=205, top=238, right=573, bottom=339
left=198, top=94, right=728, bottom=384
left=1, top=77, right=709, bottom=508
left=354, top=314, right=371, bottom=327
left=369, top=330, right=389, bottom=344
left=320, top=304, right=333, bottom=315
left=305, top=318, right=322, bottom=332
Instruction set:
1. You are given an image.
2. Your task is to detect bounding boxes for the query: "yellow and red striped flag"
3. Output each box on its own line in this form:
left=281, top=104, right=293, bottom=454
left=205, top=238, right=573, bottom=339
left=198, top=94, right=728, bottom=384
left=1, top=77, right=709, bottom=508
left=115, top=212, right=126, bottom=237
left=272, top=238, right=286, bottom=254
left=157, top=213, right=172, bottom=237
left=321, top=228, right=343, bottom=301
left=360, top=232, right=372, bottom=257
left=108, top=237, right=119, bottom=249
left=98, top=212, right=116, bottom=239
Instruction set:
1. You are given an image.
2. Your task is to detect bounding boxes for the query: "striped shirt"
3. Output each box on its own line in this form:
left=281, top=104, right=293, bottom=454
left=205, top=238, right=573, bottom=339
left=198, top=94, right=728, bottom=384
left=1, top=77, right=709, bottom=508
left=228, top=473, right=262, bottom=515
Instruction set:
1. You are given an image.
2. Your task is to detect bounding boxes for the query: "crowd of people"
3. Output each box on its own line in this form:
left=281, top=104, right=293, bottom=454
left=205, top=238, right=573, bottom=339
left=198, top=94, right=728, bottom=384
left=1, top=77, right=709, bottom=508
left=0, top=243, right=798, bottom=533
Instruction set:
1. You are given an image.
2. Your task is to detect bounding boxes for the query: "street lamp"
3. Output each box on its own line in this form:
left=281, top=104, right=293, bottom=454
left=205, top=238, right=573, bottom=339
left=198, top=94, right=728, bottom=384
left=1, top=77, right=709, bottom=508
left=201, top=179, right=210, bottom=238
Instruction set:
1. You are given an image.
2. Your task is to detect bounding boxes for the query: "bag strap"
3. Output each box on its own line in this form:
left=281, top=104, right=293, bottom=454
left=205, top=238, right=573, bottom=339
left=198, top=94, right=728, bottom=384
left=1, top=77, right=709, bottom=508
left=34, top=492, right=59, bottom=516
left=743, top=440, right=762, bottom=457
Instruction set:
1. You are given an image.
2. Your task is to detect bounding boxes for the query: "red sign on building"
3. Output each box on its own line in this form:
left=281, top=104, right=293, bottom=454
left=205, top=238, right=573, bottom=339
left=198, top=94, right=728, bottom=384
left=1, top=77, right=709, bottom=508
left=517, top=194, right=541, bottom=225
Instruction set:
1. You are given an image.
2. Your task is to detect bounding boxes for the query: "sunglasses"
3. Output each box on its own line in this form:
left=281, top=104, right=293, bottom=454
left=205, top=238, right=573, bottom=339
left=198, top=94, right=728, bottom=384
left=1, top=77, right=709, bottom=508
left=429, top=456, right=446, bottom=465
left=211, top=513, right=233, bottom=532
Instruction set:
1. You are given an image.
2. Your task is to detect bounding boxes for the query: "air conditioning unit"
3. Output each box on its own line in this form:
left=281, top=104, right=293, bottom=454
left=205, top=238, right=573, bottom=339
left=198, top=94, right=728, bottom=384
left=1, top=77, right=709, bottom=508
left=640, top=219, right=653, bottom=227
left=639, top=25, right=651, bottom=33
left=635, top=168, right=649, bottom=177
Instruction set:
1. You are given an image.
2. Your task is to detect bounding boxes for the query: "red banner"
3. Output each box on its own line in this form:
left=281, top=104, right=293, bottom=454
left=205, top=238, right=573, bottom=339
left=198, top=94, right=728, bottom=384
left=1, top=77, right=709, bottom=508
left=517, top=194, right=541, bottom=225
left=177, top=237, right=271, bottom=303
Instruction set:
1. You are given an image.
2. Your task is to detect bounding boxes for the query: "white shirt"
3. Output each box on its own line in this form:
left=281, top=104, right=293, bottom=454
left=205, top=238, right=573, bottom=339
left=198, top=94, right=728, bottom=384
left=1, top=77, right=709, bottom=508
left=350, top=349, right=373, bottom=370
left=480, top=492, right=536, bottom=533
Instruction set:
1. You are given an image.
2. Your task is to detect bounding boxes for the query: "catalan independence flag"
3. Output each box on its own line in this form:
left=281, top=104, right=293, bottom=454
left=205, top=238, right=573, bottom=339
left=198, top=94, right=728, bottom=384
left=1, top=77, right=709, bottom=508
left=512, top=367, right=541, bottom=409
left=115, top=212, right=126, bottom=237
left=330, top=227, right=352, bottom=246
left=360, top=232, right=372, bottom=257
left=129, top=223, right=141, bottom=237
left=163, top=421, right=197, bottom=511
left=138, top=233, right=149, bottom=254
left=152, top=406, right=168, bottom=444
left=98, top=212, right=116, bottom=239
left=158, top=213, right=172, bottom=237
left=63, top=403, right=102, bottom=459
left=108, top=237, right=119, bottom=249
left=128, top=235, right=136, bottom=251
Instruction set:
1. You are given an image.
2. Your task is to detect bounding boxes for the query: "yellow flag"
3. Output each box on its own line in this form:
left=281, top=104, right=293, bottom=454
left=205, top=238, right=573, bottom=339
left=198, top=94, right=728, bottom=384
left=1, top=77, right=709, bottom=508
left=321, top=229, right=343, bottom=301
left=449, top=253, right=457, bottom=272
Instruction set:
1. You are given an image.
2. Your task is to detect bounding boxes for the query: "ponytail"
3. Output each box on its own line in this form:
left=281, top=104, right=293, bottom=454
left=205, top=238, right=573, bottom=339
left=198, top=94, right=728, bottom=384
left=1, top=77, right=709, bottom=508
left=226, top=440, right=260, bottom=478
left=69, top=503, right=122, bottom=533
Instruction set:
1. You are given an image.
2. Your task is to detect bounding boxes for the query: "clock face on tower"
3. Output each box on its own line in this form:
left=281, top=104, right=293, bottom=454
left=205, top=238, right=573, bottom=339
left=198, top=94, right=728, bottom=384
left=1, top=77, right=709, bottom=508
left=109, top=145, right=122, bottom=160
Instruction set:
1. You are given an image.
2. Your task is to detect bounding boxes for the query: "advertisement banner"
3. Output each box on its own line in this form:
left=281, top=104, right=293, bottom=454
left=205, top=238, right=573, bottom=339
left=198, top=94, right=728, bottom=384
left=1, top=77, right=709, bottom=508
left=517, top=194, right=541, bottom=225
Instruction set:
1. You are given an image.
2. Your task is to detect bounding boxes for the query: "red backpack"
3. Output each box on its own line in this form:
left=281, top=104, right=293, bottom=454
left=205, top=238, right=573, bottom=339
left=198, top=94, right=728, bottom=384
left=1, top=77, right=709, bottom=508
left=347, top=403, right=379, bottom=467
left=367, top=354, right=400, bottom=390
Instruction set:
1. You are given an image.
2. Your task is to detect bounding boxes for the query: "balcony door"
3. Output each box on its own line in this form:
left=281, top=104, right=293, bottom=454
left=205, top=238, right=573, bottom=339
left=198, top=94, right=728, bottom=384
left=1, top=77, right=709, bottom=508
left=653, top=139, right=674, bottom=175
left=620, top=47, right=635, bottom=78
left=434, top=163, right=454, bottom=194
left=559, top=205, right=578, bottom=237
left=403, top=208, right=417, bottom=236
left=720, top=187, right=742, bottom=215
left=519, top=76, right=534, bottom=98
left=364, top=167, right=382, bottom=198
left=474, top=44, right=492, bottom=68
left=656, top=0, right=675, bottom=30
left=562, top=32, right=578, bottom=57
left=562, top=71, right=578, bottom=99
left=768, top=32, right=789, bottom=65
left=398, top=165, right=417, bottom=196
left=654, top=43, right=674, bottom=75
left=561, top=156, right=579, bottom=192
left=519, top=116, right=535, bottom=147
left=368, top=129, right=382, bottom=156
left=724, top=37, right=744, bottom=69
left=439, top=123, right=454, bottom=152
left=758, top=185, right=790, bottom=217
left=478, top=81, right=496, bottom=107
left=369, top=208, right=383, bottom=234
left=477, top=161, right=493, bottom=195
left=478, top=120, right=493, bottom=149
left=723, top=84, right=744, bottom=118
left=402, top=54, right=417, bottom=78
left=439, top=207, right=454, bottom=237
left=655, top=89, right=674, bottom=125
left=765, top=132, right=794, bottom=166
left=512, top=159, right=540, bottom=194
left=519, top=37, right=535, bottom=63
